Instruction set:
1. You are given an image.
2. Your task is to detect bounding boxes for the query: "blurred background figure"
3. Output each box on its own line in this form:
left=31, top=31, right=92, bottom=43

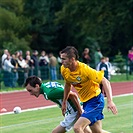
left=96, top=56, right=109, bottom=96
left=17, top=55, right=29, bottom=86
left=11, top=54, right=19, bottom=87
left=128, top=46, right=133, bottom=75
left=1, top=49, right=9, bottom=69
left=96, top=57, right=109, bottom=80
left=31, top=50, right=39, bottom=76
left=49, top=52, right=57, bottom=81
left=39, top=50, right=49, bottom=80
left=105, top=57, right=112, bottom=80
left=57, top=51, right=63, bottom=80
left=25, top=55, right=34, bottom=76
left=3, top=52, right=15, bottom=87
left=94, top=48, right=103, bottom=69
left=82, top=48, right=91, bottom=66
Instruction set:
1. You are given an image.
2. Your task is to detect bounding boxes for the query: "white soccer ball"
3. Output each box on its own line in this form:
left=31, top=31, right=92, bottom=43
left=13, top=106, right=21, bottom=114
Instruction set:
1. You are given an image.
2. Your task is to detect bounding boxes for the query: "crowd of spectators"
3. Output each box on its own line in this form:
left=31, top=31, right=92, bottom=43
left=0, top=46, right=132, bottom=88
left=0, top=49, right=61, bottom=88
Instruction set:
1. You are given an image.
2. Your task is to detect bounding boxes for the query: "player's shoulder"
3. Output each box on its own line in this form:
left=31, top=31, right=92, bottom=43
left=44, top=81, right=64, bottom=88
left=61, top=65, right=69, bottom=74
left=78, top=61, right=91, bottom=70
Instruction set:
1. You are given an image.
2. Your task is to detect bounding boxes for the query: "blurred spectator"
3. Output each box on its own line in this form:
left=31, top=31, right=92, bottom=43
left=24, top=50, right=31, bottom=60
left=11, top=54, right=19, bottom=87
left=3, top=53, right=14, bottom=87
left=15, top=51, right=20, bottom=60
left=82, top=48, right=91, bottom=66
left=96, top=57, right=109, bottom=80
left=105, top=57, right=112, bottom=80
left=25, top=55, right=34, bottom=76
left=26, top=50, right=30, bottom=56
left=31, top=50, right=39, bottom=76
left=49, top=52, right=57, bottom=81
left=19, top=50, right=23, bottom=56
left=39, top=51, right=50, bottom=80
left=17, top=55, right=29, bottom=86
left=94, top=48, right=103, bottom=69
left=1, top=49, right=9, bottom=69
left=128, top=47, right=133, bottom=75
left=96, top=56, right=108, bottom=96
left=17, top=55, right=29, bottom=68
left=57, top=51, right=63, bottom=80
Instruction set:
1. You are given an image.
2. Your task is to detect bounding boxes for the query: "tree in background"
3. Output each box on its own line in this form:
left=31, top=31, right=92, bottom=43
left=23, top=0, right=66, bottom=53
left=0, top=0, right=132, bottom=59
left=0, top=0, right=31, bottom=54
left=55, top=0, right=132, bottom=57
left=113, top=51, right=126, bottom=73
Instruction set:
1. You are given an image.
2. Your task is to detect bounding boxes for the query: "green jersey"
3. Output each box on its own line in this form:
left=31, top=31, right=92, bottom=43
left=40, top=82, right=77, bottom=114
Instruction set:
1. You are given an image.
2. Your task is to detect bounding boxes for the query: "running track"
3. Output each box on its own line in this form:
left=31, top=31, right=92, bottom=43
left=0, top=81, right=132, bottom=114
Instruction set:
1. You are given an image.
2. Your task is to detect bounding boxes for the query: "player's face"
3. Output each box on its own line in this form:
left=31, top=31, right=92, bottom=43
left=60, top=53, right=72, bottom=68
left=26, top=84, right=40, bottom=97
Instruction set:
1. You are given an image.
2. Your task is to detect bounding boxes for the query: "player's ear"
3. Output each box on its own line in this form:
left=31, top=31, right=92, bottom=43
left=35, top=84, right=40, bottom=88
left=71, top=57, right=75, bottom=61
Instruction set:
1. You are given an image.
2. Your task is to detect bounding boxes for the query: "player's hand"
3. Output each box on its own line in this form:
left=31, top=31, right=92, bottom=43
left=61, top=101, right=66, bottom=116
left=107, top=101, right=118, bottom=115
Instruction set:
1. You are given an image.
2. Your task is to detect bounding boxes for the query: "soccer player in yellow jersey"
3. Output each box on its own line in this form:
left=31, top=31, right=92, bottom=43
left=60, top=46, right=118, bottom=133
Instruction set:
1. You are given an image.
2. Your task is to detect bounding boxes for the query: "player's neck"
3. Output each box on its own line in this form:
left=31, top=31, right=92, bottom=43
left=69, top=61, right=78, bottom=72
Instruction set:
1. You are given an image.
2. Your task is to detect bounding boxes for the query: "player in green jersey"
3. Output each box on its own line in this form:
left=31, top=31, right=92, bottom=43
left=24, top=75, right=92, bottom=133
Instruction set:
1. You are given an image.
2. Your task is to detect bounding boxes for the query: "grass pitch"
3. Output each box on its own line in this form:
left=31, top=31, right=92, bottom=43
left=0, top=94, right=132, bottom=133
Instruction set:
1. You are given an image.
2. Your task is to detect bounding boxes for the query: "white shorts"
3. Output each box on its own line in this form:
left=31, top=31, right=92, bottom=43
left=60, top=111, right=78, bottom=132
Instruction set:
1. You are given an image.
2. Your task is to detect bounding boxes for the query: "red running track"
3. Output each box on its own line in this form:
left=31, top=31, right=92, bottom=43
left=0, top=81, right=132, bottom=114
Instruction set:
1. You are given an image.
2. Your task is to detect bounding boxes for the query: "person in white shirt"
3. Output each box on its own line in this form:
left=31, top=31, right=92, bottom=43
left=3, top=53, right=15, bottom=87
left=1, top=49, right=9, bottom=69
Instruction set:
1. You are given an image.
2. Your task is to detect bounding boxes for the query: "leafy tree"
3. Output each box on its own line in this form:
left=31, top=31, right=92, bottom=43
left=0, top=0, right=132, bottom=59
left=0, top=0, right=31, bottom=55
left=113, top=51, right=126, bottom=73
left=23, top=0, right=64, bottom=54
left=55, top=0, right=133, bottom=57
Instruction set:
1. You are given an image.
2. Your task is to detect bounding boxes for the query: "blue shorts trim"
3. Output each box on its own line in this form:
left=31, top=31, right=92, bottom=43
left=81, top=93, right=105, bottom=126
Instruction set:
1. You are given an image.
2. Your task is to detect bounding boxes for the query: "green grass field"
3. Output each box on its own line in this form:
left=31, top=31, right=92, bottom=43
left=0, top=95, right=132, bottom=133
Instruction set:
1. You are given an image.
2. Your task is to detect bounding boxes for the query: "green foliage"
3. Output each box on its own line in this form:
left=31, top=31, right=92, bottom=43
left=23, top=0, right=64, bottom=53
left=0, top=0, right=31, bottom=54
left=113, top=51, right=126, bottom=73
left=113, top=51, right=126, bottom=63
left=55, top=0, right=132, bottom=56
left=0, top=0, right=132, bottom=57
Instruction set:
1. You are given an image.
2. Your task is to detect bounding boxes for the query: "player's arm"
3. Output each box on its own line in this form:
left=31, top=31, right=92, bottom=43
left=62, top=82, right=71, bottom=116
left=101, top=77, right=118, bottom=114
left=68, top=91, right=82, bottom=118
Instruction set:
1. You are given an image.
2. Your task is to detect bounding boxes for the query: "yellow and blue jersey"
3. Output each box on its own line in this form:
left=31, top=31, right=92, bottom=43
left=61, top=61, right=104, bottom=102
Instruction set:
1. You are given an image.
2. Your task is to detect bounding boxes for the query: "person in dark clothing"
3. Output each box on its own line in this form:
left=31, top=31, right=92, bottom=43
left=96, top=57, right=109, bottom=96
left=82, top=48, right=91, bottom=66
left=31, top=50, right=39, bottom=76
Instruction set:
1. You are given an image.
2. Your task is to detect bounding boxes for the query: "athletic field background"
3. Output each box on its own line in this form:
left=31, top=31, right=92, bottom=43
left=0, top=94, right=132, bottom=133
left=0, top=80, right=133, bottom=133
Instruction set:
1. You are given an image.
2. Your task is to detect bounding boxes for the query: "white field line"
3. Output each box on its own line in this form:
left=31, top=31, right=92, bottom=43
left=0, top=93, right=132, bottom=116
left=0, top=101, right=131, bottom=131
left=0, top=94, right=132, bottom=130
left=0, top=105, right=57, bottom=115
left=0, top=116, right=62, bottom=129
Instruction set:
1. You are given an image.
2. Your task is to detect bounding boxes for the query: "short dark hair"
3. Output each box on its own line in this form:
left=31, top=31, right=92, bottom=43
left=23, top=76, right=42, bottom=87
left=60, top=46, right=79, bottom=60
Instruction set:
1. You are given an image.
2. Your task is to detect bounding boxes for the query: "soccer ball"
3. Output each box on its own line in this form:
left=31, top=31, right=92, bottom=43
left=13, top=106, right=21, bottom=114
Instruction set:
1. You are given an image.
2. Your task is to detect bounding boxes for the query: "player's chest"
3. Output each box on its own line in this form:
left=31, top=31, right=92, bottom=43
left=64, top=70, right=87, bottom=85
